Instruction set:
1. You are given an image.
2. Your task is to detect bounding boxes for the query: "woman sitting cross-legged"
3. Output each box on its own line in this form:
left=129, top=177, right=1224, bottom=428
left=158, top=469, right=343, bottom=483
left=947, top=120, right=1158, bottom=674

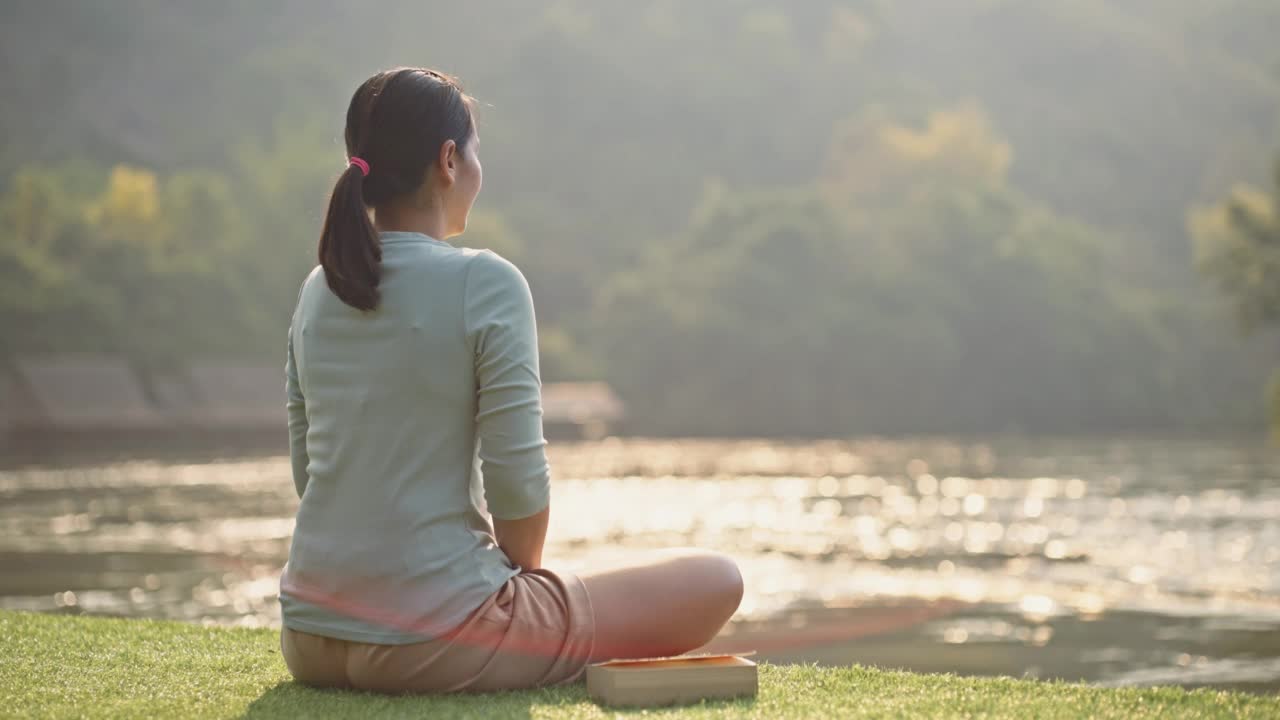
left=278, top=66, right=743, bottom=694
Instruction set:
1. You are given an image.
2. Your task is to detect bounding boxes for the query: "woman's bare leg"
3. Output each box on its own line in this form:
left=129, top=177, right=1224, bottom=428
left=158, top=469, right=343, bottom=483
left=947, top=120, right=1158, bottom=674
left=579, top=547, right=743, bottom=662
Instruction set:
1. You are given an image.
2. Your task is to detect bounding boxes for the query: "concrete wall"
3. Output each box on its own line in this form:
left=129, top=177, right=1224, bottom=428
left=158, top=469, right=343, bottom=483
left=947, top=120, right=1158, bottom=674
left=1, top=356, right=623, bottom=435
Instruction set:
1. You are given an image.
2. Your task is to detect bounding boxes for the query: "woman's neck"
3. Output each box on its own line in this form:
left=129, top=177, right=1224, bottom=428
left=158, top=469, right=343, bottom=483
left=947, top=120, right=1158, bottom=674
left=373, top=203, right=449, bottom=240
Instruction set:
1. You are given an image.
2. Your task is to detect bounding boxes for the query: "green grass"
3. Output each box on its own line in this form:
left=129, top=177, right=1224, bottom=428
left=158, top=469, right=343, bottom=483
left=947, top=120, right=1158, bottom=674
left=1, top=610, right=1276, bottom=719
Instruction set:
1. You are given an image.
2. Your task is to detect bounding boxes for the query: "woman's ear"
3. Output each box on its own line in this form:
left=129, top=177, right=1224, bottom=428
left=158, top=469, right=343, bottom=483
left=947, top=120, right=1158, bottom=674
left=437, top=139, right=458, bottom=187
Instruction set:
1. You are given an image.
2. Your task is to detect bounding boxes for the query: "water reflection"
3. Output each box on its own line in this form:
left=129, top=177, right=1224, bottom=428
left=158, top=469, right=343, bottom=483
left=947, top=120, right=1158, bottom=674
left=1, top=435, right=1277, bottom=690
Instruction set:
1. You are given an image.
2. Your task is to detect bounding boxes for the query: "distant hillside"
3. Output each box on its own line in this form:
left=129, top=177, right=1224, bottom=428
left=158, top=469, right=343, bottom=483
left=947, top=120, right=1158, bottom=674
left=2, top=0, right=1278, bottom=434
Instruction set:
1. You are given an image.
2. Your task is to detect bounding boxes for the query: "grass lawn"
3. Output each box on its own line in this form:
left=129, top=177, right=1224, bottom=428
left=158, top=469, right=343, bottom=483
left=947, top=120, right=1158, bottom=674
left=2, top=609, right=1277, bottom=719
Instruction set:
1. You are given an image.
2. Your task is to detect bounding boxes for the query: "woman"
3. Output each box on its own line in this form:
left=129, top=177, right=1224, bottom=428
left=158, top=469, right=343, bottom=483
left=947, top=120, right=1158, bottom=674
left=279, top=67, right=743, bottom=694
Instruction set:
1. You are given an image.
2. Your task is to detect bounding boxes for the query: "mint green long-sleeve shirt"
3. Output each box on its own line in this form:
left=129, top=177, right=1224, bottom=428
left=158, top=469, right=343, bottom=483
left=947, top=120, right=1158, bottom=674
left=279, top=231, right=551, bottom=644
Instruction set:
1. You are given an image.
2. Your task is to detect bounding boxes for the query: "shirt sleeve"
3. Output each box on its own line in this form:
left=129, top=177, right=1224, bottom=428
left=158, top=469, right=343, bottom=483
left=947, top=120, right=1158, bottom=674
left=286, top=324, right=310, bottom=499
left=463, top=250, right=551, bottom=520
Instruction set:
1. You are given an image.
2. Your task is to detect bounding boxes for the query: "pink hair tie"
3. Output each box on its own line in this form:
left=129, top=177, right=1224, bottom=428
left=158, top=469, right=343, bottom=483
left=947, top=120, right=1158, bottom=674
left=348, top=156, right=370, bottom=176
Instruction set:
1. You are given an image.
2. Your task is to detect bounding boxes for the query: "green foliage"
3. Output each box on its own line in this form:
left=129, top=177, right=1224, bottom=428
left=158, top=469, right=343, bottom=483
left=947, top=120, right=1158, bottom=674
left=0, top=165, right=251, bottom=362
left=1192, top=155, right=1280, bottom=435
left=1192, top=156, right=1280, bottom=435
left=597, top=108, right=1176, bottom=434
left=2, top=1, right=1278, bottom=434
left=1192, top=158, right=1280, bottom=333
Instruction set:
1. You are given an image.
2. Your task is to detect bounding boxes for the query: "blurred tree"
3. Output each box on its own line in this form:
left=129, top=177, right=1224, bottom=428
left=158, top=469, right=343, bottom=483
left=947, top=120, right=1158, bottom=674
left=0, top=170, right=88, bottom=354
left=824, top=103, right=1013, bottom=201
left=593, top=107, right=1173, bottom=435
left=1192, top=155, right=1280, bottom=435
left=1, top=165, right=251, bottom=362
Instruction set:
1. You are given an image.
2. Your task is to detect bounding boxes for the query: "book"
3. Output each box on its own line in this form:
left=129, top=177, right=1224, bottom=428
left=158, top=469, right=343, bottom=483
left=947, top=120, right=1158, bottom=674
left=585, top=651, right=758, bottom=708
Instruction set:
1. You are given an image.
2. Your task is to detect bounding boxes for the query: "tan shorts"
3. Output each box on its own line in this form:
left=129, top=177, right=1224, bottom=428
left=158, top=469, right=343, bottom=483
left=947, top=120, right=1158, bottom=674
left=280, top=568, right=596, bottom=693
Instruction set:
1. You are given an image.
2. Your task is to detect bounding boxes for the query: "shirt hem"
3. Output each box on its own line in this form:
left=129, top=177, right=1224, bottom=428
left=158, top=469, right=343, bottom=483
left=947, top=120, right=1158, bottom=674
left=280, top=615, right=444, bottom=646
left=278, top=564, right=518, bottom=646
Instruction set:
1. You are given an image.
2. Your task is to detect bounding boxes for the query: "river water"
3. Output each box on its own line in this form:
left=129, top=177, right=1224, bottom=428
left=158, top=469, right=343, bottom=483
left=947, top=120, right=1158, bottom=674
left=2, top=435, right=1278, bottom=692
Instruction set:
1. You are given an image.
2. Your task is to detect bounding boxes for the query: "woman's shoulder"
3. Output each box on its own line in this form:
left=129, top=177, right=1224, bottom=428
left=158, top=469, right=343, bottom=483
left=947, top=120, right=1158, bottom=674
left=462, top=247, right=530, bottom=292
left=303, top=264, right=325, bottom=286
left=461, top=248, right=535, bottom=330
left=294, top=265, right=324, bottom=302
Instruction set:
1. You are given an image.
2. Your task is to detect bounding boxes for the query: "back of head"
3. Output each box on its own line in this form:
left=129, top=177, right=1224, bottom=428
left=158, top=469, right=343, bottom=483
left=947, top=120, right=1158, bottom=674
left=318, top=67, right=476, bottom=312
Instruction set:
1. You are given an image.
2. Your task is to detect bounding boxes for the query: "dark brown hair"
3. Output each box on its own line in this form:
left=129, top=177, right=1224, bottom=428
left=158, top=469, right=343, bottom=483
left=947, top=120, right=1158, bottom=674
left=319, top=67, right=476, bottom=311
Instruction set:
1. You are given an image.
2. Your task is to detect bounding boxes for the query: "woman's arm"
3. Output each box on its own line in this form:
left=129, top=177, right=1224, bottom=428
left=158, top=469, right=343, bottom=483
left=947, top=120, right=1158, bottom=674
left=286, top=327, right=310, bottom=499
left=464, top=250, right=552, bottom=571
left=493, top=504, right=550, bottom=571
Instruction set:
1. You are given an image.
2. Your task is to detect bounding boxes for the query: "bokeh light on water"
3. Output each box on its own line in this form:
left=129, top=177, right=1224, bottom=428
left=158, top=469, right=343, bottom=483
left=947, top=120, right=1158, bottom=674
left=2, top=435, right=1278, bottom=691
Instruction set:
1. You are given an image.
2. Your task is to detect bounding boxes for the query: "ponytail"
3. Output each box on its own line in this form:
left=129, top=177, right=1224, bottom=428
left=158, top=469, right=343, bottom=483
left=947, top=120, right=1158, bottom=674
left=318, top=161, right=381, bottom=312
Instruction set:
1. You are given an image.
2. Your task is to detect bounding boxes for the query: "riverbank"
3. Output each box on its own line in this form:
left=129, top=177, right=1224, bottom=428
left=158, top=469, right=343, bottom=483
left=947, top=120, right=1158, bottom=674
left=3, top=611, right=1276, bottom=719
